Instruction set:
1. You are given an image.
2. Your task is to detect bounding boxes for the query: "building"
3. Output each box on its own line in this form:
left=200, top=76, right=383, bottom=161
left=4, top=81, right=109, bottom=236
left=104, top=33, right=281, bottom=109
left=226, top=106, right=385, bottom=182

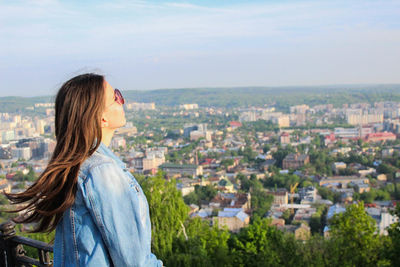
left=324, top=204, right=346, bottom=237
left=212, top=208, right=250, bottom=232
left=229, top=121, right=242, bottom=130
left=376, top=174, right=387, bottom=181
left=217, top=179, right=235, bottom=193
left=132, top=151, right=165, bottom=174
left=350, top=181, right=370, bottom=193
left=209, top=192, right=251, bottom=211
left=13, top=138, right=54, bottom=159
left=176, top=183, right=195, bottom=196
left=332, top=162, right=347, bottom=174
left=278, top=223, right=311, bottom=241
left=298, top=186, right=318, bottom=204
left=334, top=128, right=359, bottom=139
left=159, top=163, right=203, bottom=177
left=293, top=207, right=317, bottom=223
left=0, top=146, right=12, bottom=159
left=290, top=113, right=306, bottom=126
left=290, top=104, right=309, bottom=114
left=266, top=190, right=288, bottom=205
left=282, top=154, right=309, bottom=169
left=190, top=130, right=212, bottom=142
left=324, top=133, right=336, bottom=146
left=280, top=132, right=290, bottom=144
left=273, top=115, right=290, bottom=128
left=1, top=130, right=15, bottom=143
left=0, top=179, right=11, bottom=193
left=180, top=104, right=198, bottom=110
left=239, top=111, right=257, bottom=122
left=184, top=123, right=207, bottom=138
left=319, top=176, right=369, bottom=188
left=125, top=102, right=155, bottom=110
left=378, top=211, right=398, bottom=235
left=115, top=123, right=138, bottom=136
left=346, top=113, right=383, bottom=125
left=365, top=132, right=396, bottom=143
left=111, top=136, right=126, bottom=150
left=11, top=147, right=31, bottom=160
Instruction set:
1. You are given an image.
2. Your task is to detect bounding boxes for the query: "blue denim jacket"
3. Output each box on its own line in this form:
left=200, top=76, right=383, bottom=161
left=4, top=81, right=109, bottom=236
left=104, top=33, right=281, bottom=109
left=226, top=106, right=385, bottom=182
left=54, top=142, right=163, bottom=267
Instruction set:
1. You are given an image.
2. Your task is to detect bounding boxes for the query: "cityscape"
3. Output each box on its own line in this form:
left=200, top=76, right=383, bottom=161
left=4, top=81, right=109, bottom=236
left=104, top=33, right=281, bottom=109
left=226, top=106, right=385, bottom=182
left=1, top=89, right=400, bottom=265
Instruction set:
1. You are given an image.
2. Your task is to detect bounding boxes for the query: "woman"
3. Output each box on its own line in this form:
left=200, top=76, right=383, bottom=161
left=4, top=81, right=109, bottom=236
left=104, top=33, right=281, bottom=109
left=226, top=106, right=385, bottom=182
left=6, top=73, right=163, bottom=266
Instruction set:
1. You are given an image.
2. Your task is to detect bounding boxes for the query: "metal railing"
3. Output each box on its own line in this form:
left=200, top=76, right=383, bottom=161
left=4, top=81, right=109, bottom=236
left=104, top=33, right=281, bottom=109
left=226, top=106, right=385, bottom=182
left=0, top=221, right=53, bottom=267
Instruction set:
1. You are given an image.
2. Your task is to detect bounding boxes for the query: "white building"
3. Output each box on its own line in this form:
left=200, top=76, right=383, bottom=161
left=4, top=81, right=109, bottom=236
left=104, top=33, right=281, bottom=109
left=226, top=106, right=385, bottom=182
left=12, top=147, right=32, bottom=160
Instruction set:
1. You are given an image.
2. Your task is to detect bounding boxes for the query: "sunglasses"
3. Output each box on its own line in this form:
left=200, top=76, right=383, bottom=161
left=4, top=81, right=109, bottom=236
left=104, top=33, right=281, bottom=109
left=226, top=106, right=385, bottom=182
left=114, top=88, right=125, bottom=105
left=106, top=88, right=125, bottom=108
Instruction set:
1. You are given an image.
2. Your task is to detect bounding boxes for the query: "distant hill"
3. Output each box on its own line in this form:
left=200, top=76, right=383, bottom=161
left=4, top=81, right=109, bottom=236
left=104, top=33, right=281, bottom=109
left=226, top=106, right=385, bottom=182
left=1, top=84, right=400, bottom=112
left=122, top=84, right=400, bottom=110
left=0, top=96, right=54, bottom=113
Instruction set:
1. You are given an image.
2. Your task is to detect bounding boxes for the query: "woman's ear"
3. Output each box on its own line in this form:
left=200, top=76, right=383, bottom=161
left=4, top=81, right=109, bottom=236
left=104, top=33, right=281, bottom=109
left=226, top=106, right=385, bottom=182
left=101, top=117, right=109, bottom=128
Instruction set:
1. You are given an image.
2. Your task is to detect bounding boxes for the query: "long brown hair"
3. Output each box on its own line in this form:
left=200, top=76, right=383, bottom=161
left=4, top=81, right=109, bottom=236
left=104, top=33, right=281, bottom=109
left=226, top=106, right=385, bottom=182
left=5, top=73, right=106, bottom=233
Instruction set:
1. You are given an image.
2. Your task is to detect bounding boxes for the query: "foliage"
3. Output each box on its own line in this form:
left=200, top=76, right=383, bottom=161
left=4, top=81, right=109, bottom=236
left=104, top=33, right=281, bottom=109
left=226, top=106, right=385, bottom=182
left=272, top=145, right=295, bottom=168
left=317, top=186, right=341, bottom=203
left=137, top=171, right=190, bottom=260
left=354, top=188, right=391, bottom=203
left=328, top=202, right=384, bottom=267
left=16, top=226, right=55, bottom=260
left=264, top=173, right=301, bottom=191
left=183, top=185, right=218, bottom=207
left=167, top=218, right=231, bottom=267
left=228, top=216, right=304, bottom=267
left=386, top=204, right=400, bottom=266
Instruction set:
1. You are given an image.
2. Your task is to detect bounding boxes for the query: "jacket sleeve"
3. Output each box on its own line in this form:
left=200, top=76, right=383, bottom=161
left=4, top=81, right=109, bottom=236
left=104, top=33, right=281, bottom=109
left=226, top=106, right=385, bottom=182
left=84, top=162, right=163, bottom=267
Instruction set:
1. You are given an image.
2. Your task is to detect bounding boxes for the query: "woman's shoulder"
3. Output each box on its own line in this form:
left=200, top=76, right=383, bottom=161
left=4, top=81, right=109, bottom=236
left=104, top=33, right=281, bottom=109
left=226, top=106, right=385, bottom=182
left=79, top=151, right=115, bottom=178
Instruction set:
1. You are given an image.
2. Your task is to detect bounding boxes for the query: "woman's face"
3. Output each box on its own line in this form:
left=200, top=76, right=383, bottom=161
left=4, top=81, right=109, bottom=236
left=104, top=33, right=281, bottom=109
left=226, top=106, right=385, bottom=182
left=101, top=81, right=126, bottom=130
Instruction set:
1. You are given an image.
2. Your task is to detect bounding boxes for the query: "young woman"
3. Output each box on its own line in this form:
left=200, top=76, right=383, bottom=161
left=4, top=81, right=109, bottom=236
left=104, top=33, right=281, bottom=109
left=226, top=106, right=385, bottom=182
left=6, top=73, right=163, bottom=266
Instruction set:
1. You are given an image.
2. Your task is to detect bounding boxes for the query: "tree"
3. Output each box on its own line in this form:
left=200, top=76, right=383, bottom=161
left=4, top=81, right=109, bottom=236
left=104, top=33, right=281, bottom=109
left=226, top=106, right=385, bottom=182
left=137, top=171, right=190, bottom=261
left=272, top=146, right=294, bottom=168
left=387, top=204, right=400, bottom=266
left=229, top=216, right=304, bottom=267
left=327, top=202, right=384, bottom=267
left=220, top=159, right=234, bottom=169
left=263, top=144, right=271, bottom=154
left=229, top=216, right=283, bottom=266
left=250, top=189, right=273, bottom=219
left=166, top=218, right=231, bottom=267
left=183, top=185, right=217, bottom=206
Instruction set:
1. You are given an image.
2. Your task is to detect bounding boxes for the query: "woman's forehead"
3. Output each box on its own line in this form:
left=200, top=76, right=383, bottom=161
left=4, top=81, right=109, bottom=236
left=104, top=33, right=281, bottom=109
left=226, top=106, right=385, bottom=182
left=104, top=81, right=114, bottom=103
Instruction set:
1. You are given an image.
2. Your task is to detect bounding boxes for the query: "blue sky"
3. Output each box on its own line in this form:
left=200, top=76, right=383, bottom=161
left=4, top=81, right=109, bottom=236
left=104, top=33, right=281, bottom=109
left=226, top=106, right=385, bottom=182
left=0, top=0, right=399, bottom=97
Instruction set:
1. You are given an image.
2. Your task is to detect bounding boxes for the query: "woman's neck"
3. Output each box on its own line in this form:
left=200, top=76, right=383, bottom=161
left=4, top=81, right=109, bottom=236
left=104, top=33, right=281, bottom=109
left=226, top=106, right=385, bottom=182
left=101, top=128, right=116, bottom=147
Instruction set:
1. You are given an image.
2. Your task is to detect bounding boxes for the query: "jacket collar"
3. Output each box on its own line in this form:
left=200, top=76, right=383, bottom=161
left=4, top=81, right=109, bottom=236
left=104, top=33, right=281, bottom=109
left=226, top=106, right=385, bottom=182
left=96, top=141, right=127, bottom=169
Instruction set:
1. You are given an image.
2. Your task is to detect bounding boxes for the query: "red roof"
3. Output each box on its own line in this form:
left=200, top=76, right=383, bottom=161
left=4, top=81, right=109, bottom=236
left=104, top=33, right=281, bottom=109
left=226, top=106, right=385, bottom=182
left=366, top=132, right=396, bottom=138
left=202, top=158, right=214, bottom=165
left=229, top=121, right=242, bottom=127
left=325, top=133, right=336, bottom=141
left=6, top=173, right=16, bottom=179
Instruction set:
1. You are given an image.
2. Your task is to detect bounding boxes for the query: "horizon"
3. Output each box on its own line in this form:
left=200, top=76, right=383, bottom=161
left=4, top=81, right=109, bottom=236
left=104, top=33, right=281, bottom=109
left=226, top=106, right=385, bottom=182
left=1, top=82, right=400, bottom=98
left=1, top=0, right=400, bottom=97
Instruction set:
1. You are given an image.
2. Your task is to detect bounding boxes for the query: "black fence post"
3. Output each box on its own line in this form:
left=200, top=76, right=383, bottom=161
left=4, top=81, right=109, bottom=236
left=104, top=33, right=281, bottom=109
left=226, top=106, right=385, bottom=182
left=0, top=220, right=17, bottom=267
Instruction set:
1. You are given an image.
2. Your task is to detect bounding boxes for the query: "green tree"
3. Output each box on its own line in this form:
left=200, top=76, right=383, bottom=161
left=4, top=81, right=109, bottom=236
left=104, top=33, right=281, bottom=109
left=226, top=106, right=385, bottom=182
left=387, top=204, right=400, bottom=266
left=328, top=202, right=384, bottom=267
left=183, top=184, right=217, bottom=206
left=137, top=171, right=190, bottom=261
left=229, top=216, right=283, bottom=266
left=229, top=216, right=303, bottom=267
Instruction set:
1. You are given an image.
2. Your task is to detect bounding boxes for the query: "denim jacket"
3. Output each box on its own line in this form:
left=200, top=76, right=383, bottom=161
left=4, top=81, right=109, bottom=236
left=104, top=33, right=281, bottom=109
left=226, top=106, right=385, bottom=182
left=54, top=142, right=163, bottom=267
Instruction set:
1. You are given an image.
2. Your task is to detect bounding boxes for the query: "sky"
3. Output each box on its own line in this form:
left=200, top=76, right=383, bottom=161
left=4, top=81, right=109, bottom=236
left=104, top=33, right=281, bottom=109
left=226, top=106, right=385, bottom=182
left=0, top=0, right=399, bottom=97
